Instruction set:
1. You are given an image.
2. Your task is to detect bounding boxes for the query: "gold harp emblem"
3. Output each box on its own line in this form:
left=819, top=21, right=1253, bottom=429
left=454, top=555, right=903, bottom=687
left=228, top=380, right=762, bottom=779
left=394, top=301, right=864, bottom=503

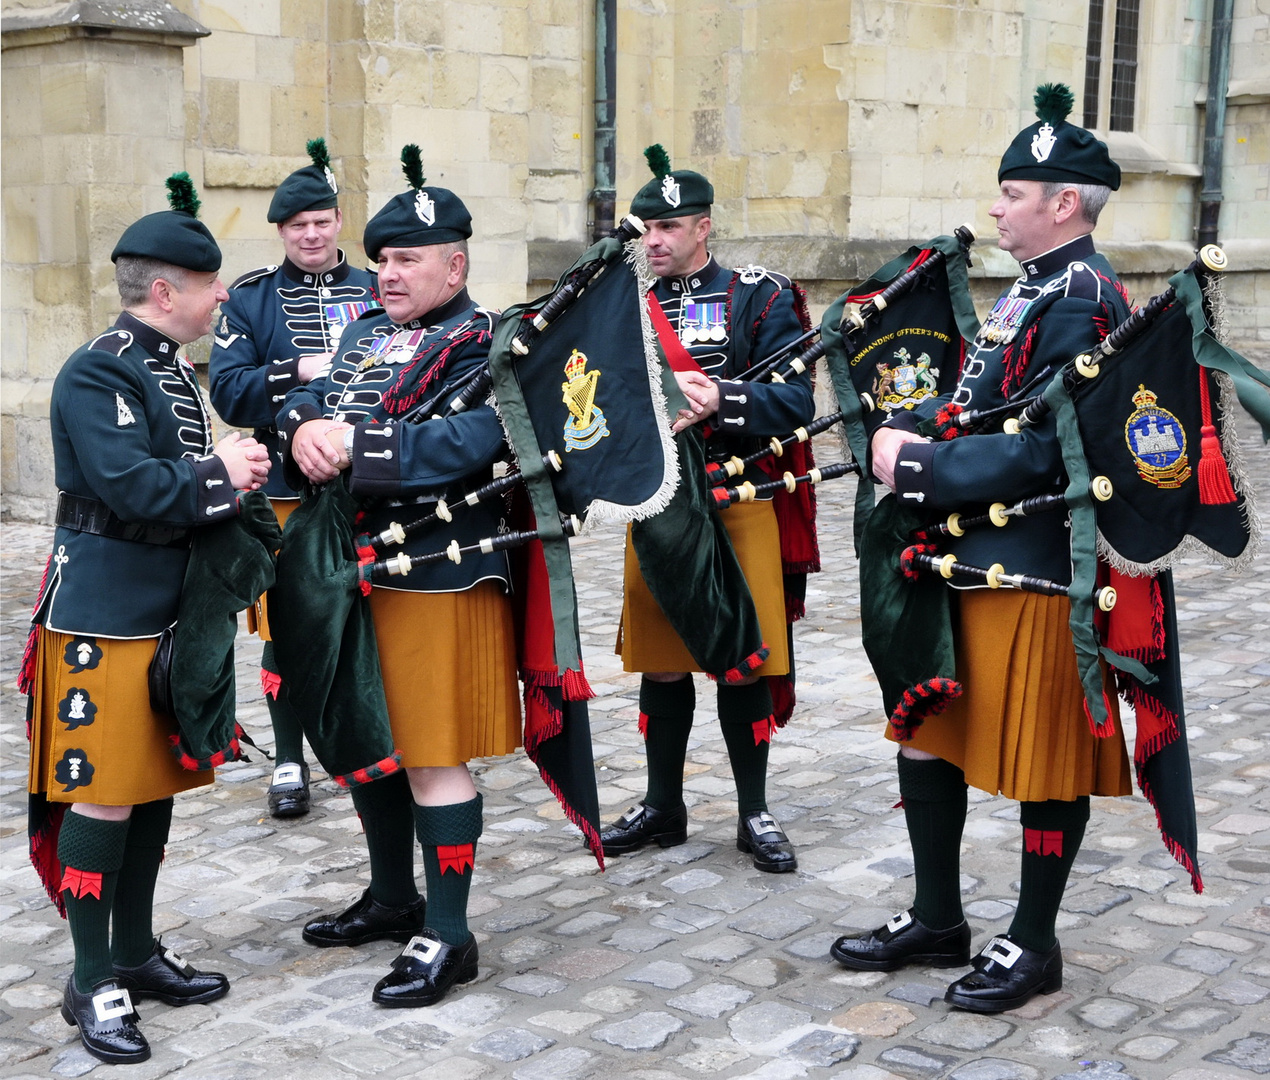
left=561, top=349, right=610, bottom=452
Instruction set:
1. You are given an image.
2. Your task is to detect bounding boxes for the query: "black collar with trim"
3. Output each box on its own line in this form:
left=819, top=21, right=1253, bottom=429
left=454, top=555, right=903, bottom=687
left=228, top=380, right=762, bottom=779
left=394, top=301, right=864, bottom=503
left=281, top=250, right=354, bottom=287
left=116, top=311, right=182, bottom=361
left=1019, top=235, right=1096, bottom=281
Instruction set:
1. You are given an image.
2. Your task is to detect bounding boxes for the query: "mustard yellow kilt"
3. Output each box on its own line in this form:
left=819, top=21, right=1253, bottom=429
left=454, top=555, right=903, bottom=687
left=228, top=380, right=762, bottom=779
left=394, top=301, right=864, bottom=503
left=617, top=498, right=789, bottom=677
left=28, top=628, right=213, bottom=805
left=369, top=580, right=522, bottom=767
left=889, top=588, right=1132, bottom=803
left=246, top=496, right=298, bottom=639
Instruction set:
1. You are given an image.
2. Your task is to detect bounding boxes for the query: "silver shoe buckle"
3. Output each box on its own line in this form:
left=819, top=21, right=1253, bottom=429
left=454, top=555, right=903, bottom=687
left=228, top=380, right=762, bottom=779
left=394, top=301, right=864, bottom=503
left=886, top=910, right=914, bottom=934
left=748, top=813, right=781, bottom=837
left=618, top=805, right=643, bottom=826
left=272, top=763, right=304, bottom=787
left=402, top=936, right=442, bottom=965
left=162, top=946, right=195, bottom=977
left=92, top=987, right=134, bottom=1023
left=982, top=936, right=1023, bottom=969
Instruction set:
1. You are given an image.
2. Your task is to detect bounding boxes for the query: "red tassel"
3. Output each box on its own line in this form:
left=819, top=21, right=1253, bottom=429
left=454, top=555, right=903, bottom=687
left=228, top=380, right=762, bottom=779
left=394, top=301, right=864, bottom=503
left=1197, top=369, right=1237, bottom=504
left=437, top=843, right=475, bottom=875
left=60, top=866, right=103, bottom=900
left=638, top=711, right=649, bottom=739
left=260, top=668, right=282, bottom=700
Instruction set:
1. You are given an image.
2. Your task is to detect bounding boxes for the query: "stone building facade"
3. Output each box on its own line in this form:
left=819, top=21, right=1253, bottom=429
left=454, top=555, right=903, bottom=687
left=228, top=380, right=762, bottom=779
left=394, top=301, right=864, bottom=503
left=3, top=0, right=1266, bottom=520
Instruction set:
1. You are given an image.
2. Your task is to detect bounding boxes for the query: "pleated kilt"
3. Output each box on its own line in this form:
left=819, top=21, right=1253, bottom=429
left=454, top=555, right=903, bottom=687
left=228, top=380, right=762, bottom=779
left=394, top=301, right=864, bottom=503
left=889, top=589, right=1131, bottom=802
left=28, top=627, right=213, bottom=805
left=246, top=496, right=299, bottom=640
left=617, top=498, right=789, bottom=677
left=369, top=579, right=522, bottom=767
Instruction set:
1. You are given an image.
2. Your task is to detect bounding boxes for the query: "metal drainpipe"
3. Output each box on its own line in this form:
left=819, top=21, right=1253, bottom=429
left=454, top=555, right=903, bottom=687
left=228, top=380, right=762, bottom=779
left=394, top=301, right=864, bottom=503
left=590, top=0, right=617, bottom=242
left=1198, top=0, right=1234, bottom=249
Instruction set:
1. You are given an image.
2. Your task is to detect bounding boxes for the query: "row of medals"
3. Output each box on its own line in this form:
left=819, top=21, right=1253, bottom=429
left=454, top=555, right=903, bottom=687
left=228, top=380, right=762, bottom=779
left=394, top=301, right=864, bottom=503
left=680, top=323, right=727, bottom=345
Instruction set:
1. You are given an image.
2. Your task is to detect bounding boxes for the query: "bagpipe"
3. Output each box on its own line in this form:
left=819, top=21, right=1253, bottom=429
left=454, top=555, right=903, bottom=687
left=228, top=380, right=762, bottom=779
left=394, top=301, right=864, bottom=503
left=852, top=240, right=1269, bottom=895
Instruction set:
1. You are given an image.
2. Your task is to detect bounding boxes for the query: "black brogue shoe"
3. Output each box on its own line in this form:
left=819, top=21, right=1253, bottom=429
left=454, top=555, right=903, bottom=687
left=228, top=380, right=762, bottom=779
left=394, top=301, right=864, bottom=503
left=830, top=908, right=972, bottom=971
left=599, top=802, right=688, bottom=856
left=736, top=811, right=797, bottom=873
left=372, top=930, right=479, bottom=1008
left=302, top=888, right=426, bottom=947
left=267, top=761, right=311, bottom=818
left=944, top=935, right=1062, bottom=1013
left=114, top=939, right=229, bottom=1005
left=61, top=978, right=150, bottom=1065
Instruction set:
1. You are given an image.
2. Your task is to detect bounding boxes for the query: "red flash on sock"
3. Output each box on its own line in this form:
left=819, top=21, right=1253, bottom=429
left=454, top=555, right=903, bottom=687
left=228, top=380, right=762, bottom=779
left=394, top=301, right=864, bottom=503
left=638, top=712, right=649, bottom=738
left=260, top=668, right=282, bottom=700
left=437, top=844, right=475, bottom=875
left=1024, top=828, right=1064, bottom=857
left=60, top=866, right=103, bottom=899
left=751, top=716, right=776, bottom=745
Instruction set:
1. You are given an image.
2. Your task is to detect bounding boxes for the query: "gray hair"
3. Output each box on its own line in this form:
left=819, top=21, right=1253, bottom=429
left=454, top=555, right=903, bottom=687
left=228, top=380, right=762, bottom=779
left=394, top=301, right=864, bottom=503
left=115, top=257, right=191, bottom=307
left=1040, top=181, right=1112, bottom=226
left=437, top=239, right=470, bottom=284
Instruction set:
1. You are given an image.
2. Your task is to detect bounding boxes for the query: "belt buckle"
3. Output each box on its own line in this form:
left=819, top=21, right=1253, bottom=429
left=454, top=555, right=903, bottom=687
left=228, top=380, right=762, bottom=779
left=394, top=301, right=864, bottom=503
left=982, top=936, right=1023, bottom=969
left=92, top=987, right=134, bottom=1023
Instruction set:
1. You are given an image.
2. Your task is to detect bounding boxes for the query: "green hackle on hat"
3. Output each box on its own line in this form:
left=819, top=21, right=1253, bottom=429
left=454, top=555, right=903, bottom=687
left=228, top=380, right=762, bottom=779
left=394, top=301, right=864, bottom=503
left=306, top=137, right=332, bottom=172
left=644, top=144, right=672, bottom=181
left=997, top=81, right=1120, bottom=190
left=363, top=142, right=472, bottom=260
left=630, top=143, right=714, bottom=221
left=1033, top=83, right=1075, bottom=126
left=165, top=172, right=201, bottom=218
left=401, top=144, right=426, bottom=190
left=111, top=171, right=221, bottom=271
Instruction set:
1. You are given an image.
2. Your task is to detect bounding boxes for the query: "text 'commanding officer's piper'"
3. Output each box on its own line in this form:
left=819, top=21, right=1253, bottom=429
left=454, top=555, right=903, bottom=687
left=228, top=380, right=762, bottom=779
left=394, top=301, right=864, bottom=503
left=209, top=138, right=377, bottom=820
left=20, top=174, right=270, bottom=1065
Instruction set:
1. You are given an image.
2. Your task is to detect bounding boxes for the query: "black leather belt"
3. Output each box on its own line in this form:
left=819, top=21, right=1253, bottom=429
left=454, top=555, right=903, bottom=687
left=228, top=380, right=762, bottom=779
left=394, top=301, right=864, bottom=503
left=56, top=493, right=192, bottom=548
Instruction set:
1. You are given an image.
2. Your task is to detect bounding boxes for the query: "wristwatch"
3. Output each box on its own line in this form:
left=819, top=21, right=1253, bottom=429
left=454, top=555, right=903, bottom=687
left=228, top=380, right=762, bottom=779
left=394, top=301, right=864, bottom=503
left=343, top=428, right=355, bottom=455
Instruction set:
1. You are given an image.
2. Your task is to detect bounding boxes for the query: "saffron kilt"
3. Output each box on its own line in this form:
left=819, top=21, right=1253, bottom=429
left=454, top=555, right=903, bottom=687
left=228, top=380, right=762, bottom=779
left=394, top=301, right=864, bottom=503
left=246, top=496, right=299, bottom=640
left=888, top=589, right=1132, bottom=802
left=618, top=498, right=790, bottom=677
left=369, top=579, right=522, bottom=767
left=28, top=627, right=213, bottom=805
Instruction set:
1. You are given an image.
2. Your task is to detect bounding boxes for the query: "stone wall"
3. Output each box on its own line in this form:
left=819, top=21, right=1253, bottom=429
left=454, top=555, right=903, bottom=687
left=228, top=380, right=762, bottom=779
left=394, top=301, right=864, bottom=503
left=3, top=0, right=1266, bottom=521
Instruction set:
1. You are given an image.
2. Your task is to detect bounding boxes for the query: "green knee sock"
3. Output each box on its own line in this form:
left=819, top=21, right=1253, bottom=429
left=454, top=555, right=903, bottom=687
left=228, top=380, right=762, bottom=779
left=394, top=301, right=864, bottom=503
left=1008, top=797, right=1089, bottom=952
left=640, top=676, right=695, bottom=811
left=898, top=752, right=968, bottom=931
left=111, top=798, right=173, bottom=967
left=351, top=772, right=420, bottom=907
left=718, top=681, right=774, bottom=817
left=414, top=795, right=483, bottom=946
left=58, top=812, right=130, bottom=992
left=262, top=640, right=306, bottom=765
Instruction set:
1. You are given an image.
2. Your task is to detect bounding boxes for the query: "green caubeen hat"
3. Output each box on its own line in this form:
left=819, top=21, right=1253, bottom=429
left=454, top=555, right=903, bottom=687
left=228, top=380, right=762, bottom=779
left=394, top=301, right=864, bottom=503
left=362, top=144, right=473, bottom=261
left=998, top=83, right=1121, bottom=190
left=111, top=172, right=222, bottom=272
left=267, top=137, right=341, bottom=223
left=630, top=144, right=714, bottom=220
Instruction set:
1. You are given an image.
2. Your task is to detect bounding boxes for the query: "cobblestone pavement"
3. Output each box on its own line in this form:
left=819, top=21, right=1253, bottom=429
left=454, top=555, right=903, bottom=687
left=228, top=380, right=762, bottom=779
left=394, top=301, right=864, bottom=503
left=2, top=413, right=1269, bottom=1080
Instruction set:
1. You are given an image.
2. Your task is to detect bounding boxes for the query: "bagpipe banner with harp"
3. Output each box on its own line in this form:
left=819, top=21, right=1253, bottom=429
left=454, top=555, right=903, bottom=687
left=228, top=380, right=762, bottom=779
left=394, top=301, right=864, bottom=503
left=821, top=229, right=981, bottom=546
left=488, top=231, right=769, bottom=682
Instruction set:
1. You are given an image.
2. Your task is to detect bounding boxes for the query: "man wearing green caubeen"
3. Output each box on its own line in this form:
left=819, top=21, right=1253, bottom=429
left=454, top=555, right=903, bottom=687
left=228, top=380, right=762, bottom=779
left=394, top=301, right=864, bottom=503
left=602, top=146, right=816, bottom=874
left=282, top=146, right=517, bottom=1008
left=23, top=175, right=270, bottom=1063
left=834, top=85, right=1135, bottom=1013
left=209, top=138, right=377, bottom=819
